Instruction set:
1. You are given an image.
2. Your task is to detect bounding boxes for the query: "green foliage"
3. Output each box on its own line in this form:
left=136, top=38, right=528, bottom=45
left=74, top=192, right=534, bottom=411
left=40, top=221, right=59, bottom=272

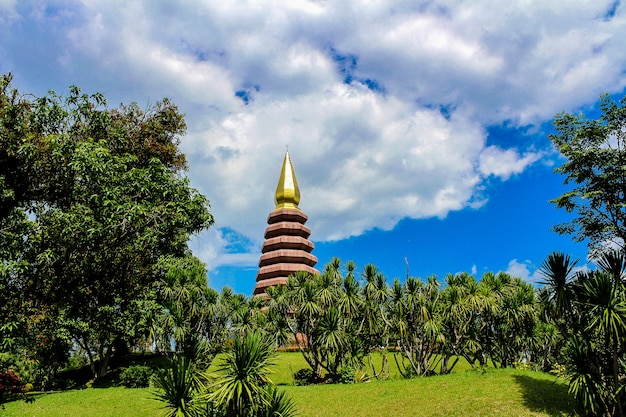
left=267, top=259, right=367, bottom=382
left=338, top=365, right=356, bottom=384
left=257, top=385, right=298, bottom=417
left=147, top=255, right=228, bottom=360
left=268, top=259, right=538, bottom=383
left=152, top=355, right=208, bottom=417
left=0, top=73, right=214, bottom=382
left=540, top=249, right=626, bottom=417
left=208, top=331, right=277, bottom=416
left=0, top=368, right=29, bottom=405
left=549, top=93, right=626, bottom=253
left=0, top=353, right=39, bottom=390
left=120, top=365, right=153, bottom=388
left=292, top=368, right=316, bottom=386
left=222, top=291, right=268, bottom=340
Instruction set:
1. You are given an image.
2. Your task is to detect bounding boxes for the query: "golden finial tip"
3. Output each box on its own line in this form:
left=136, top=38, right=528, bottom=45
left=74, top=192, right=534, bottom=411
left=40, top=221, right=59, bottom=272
left=275, top=150, right=300, bottom=209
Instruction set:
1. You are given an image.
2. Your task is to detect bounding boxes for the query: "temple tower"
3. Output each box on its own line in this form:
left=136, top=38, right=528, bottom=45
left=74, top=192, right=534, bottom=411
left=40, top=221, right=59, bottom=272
left=253, top=151, right=319, bottom=296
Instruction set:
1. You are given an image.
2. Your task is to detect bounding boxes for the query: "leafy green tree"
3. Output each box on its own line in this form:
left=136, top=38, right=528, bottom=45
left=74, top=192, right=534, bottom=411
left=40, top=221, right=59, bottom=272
left=0, top=210, right=33, bottom=356
left=479, top=273, right=536, bottom=368
left=226, top=293, right=268, bottom=339
left=438, top=272, right=486, bottom=374
left=0, top=74, right=214, bottom=381
left=0, top=74, right=35, bottom=221
left=549, top=93, right=626, bottom=253
left=539, top=252, right=579, bottom=331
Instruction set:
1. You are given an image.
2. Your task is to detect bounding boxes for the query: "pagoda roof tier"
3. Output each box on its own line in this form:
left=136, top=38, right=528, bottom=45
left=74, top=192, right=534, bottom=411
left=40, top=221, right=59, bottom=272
left=253, top=277, right=290, bottom=295
left=267, top=208, right=308, bottom=225
left=255, top=263, right=319, bottom=282
left=261, top=236, right=315, bottom=253
left=258, top=249, right=318, bottom=267
left=264, top=222, right=312, bottom=239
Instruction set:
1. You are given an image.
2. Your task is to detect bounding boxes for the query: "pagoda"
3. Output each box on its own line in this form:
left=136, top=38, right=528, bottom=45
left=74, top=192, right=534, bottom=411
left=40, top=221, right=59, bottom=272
left=253, top=151, right=319, bottom=296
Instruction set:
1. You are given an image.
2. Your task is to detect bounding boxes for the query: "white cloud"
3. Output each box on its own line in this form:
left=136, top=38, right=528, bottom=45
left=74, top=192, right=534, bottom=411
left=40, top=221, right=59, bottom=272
left=3, top=0, right=626, bottom=271
left=508, top=258, right=593, bottom=285
left=505, top=259, right=544, bottom=284
left=479, top=146, right=542, bottom=180
left=0, top=0, right=16, bottom=13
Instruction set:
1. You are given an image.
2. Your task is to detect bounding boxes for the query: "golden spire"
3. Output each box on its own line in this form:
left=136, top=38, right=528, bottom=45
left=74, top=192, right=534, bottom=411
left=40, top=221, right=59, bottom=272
left=275, top=150, right=301, bottom=209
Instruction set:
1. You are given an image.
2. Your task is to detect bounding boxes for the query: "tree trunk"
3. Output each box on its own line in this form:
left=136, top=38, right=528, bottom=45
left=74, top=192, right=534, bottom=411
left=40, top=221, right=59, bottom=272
left=612, top=339, right=623, bottom=417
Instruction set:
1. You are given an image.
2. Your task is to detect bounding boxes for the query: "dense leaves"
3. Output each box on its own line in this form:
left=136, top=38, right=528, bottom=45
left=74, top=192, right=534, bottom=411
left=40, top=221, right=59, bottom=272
left=540, top=250, right=626, bottom=417
left=152, top=331, right=297, bottom=417
left=152, top=355, right=208, bottom=417
left=267, top=260, right=365, bottom=382
left=0, top=369, right=29, bottom=405
left=208, top=332, right=277, bottom=416
left=549, top=93, right=626, bottom=253
left=267, top=259, right=538, bottom=382
left=0, top=73, right=214, bottom=382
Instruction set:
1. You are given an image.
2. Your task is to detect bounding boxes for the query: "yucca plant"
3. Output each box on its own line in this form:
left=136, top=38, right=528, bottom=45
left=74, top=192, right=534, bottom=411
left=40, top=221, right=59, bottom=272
left=208, top=331, right=280, bottom=416
left=152, top=355, right=207, bottom=417
left=541, top=249, right=626, bottom=417
left=257, top=385, right=298, bottom=417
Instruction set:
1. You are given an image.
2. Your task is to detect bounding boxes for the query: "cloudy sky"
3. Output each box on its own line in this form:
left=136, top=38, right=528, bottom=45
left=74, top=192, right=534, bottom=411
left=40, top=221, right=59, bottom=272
left=2, top=0, right=624, bottom=293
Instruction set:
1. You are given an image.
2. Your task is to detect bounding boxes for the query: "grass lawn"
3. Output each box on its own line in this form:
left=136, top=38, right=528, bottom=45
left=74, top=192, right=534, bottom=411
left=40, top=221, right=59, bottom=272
left=2, top=353, right=577, bottom=417
left=1, top=387, right=162, bottom=417
left=286, top=369, right=576, bottom=417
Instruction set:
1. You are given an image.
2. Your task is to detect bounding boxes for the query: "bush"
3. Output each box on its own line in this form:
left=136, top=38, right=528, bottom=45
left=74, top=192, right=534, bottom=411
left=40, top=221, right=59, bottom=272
left=0, top=369, right=29, bottom=404
left=292, top=368, right=315, bottom=386
left=0, top=353, right=37, bottom=388
left=119, top=365, right=152, bottom=388
left=338, top=366, right=355, bottom=384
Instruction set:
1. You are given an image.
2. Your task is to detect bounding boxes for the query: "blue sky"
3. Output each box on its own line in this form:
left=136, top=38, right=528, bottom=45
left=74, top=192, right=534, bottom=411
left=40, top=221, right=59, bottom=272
left=2, top=0, right=625, bottom=295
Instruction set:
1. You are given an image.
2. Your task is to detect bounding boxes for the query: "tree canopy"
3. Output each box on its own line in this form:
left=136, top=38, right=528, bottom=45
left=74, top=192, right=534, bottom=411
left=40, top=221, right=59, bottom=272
left=0, top=73, right=214, bottom=381
left=549, top=93, right=626, bottom=253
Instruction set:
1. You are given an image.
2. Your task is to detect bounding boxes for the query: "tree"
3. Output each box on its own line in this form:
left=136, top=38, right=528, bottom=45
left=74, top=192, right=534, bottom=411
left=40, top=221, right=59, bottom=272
left=360, top=264, right=391, bottom=380
left=266, top=259, right=365, bottom=382
left=540, top=250, right=626, bottom=417
left=148, top=254, right=226, bottom=358
left=226, top=293, right=267, bottom=340
left=438, top=272, right=485, bottom=374
left=549, top=93, right=626, bottom=253
left=538, top=252, right=579, bottom=338
left=0, top=74, right=214, bottom=381
left=388, top=275, right=442, bottom=377
left=0, top=75, right=33, bottom=221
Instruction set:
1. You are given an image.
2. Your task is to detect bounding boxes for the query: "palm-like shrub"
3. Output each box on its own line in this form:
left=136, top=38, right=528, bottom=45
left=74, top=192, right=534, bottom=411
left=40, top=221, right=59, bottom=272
left=152, top=355, right=207, bottom=417
left=208, top=331, right=296, bottom=417
left=266, top=259, right=366, bottom=382
left=257, top=385, right=298, bottom=417
left=541, top=249, right=626, bottom=417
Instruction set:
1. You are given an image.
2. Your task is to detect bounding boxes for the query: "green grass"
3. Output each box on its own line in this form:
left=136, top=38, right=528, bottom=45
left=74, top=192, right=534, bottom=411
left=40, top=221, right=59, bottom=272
left=286, top=369, right=576, bottom=417
left=2, top=353, right=577, bottom=417
left=1, top=387, right=162, bottom=417
left=269, top=351, right=477, bottom=384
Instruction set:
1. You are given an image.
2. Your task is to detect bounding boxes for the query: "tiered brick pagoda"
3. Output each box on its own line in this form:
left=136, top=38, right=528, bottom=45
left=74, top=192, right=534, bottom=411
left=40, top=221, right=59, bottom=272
left=253, top=151, right=319, bottom=296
